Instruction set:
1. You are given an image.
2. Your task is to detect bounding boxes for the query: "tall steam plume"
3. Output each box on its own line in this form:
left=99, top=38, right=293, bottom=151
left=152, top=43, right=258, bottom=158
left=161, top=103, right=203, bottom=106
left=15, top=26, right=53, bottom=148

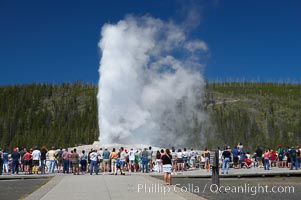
left=97, top=15, right=208, bottom=147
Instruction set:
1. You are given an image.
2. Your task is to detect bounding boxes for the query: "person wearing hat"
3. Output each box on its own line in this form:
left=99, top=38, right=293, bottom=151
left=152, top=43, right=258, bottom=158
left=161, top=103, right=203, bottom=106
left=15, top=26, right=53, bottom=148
left=221, top=146, right=231, bottom=174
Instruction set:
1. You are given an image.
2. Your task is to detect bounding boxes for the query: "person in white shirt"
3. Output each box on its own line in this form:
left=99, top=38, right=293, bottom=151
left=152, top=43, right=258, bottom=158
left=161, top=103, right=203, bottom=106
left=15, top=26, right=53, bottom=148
left=119, top=147, right=126, bottom=175
left=31, top=146, right=41, bottom=174
left=177, top=149, right=183, bottom=172
left=182, top=148, right=188, bottom=170
left=218, top=147, right=223, bottom=168
left=189, top=148, right=196, bottom=168
left=97, top=148, right=104, bottom=172
left=89, top=149, right=98, bottom=175
left=129, top=148, right=135, bottom=172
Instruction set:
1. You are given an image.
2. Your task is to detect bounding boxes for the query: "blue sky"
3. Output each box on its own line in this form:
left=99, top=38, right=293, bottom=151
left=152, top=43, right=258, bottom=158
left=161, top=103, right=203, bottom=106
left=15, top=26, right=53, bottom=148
left=0, top=0, right=300, bottom=85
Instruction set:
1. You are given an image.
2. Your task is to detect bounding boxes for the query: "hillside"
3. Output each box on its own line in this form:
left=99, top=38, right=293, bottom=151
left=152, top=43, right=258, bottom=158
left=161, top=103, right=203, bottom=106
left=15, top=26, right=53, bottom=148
left=0, top=82, right=300, bottom=152
left=0, top=82, right=98, bottom=150
left=204, top=82, right=301, bottom=151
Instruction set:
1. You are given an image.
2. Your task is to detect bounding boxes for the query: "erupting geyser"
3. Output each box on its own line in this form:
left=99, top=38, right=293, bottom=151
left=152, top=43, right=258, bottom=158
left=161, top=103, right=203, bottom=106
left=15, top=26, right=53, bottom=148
left=97, top=15, right=208, bottom=147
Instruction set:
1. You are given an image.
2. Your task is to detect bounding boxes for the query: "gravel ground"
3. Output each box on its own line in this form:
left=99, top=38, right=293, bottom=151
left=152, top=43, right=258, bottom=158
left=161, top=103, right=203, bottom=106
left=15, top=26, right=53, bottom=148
left=165, top=177, right=301, bottom=200
left=0, top=178, right=51, bottom=200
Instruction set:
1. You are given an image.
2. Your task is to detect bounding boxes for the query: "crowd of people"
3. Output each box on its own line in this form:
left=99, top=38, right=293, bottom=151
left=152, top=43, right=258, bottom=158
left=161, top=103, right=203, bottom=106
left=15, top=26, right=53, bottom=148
left=0, top=143, right=300, bottom=185
left=219, top=143, right=301, bottom=174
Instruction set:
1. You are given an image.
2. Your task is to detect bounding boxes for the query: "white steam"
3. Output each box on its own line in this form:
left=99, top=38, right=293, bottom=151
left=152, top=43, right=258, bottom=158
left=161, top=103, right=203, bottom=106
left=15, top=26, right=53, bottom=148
left=97, top=15, right=208, bottom=146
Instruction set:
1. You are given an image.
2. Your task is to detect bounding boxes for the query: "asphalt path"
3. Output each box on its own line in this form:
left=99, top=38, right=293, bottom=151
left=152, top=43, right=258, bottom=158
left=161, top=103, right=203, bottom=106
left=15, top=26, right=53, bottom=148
left=0, top=177, right=51, bottom=200
left=4, top=176, right=300, bottom=200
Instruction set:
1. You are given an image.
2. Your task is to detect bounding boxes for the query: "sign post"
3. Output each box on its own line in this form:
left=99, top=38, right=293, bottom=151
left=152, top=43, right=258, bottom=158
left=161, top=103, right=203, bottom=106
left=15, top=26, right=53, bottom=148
left=210, top=149, right=220, bottom=187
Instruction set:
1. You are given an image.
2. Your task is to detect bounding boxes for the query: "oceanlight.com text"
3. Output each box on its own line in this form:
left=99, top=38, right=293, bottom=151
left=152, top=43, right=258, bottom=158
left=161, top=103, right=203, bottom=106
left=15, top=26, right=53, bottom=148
left=209, top=183, right=295, bottom=195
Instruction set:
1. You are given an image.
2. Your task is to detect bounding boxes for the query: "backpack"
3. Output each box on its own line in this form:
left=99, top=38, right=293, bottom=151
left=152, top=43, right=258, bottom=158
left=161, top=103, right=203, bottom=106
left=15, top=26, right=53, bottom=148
left=135, top=154, right=139, bottom=163
left=116, top=158, right=121, bottom=168
left=291, top=150, right=297, bottom=158
left=279, top=148, right=284, bottom=157
left=81, top=153, right=87, bottom=161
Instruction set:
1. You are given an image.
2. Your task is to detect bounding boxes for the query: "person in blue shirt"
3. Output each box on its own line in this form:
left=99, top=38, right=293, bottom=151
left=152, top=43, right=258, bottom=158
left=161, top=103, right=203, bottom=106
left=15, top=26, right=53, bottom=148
left=3, top=149, right=9, bottom=173
left=239, top=152, right=247, bottom=168
left=11, top=148, right=20, bottom=174
left=102, top=148, right=110, bottom=173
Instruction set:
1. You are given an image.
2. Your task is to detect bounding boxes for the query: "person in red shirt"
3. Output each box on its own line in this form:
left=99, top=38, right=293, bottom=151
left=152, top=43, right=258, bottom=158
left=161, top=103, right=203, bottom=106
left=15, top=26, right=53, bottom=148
left=270, top=150, right=277, bottom=167
left=23, top=149, right=32, bottom=175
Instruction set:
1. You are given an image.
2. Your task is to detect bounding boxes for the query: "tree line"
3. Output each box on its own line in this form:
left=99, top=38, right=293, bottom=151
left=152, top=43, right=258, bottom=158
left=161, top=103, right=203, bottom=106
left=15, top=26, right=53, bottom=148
left=0, top=82, right=98, bottom=150
left=0, top=82, right=300, bottom=152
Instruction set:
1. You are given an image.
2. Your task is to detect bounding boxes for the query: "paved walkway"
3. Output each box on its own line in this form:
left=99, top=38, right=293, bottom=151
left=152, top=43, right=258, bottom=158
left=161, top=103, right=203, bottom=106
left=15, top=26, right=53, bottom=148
left=24, top=173, right=203, bottom=200
left=19, top=167, right=301, bottom=200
